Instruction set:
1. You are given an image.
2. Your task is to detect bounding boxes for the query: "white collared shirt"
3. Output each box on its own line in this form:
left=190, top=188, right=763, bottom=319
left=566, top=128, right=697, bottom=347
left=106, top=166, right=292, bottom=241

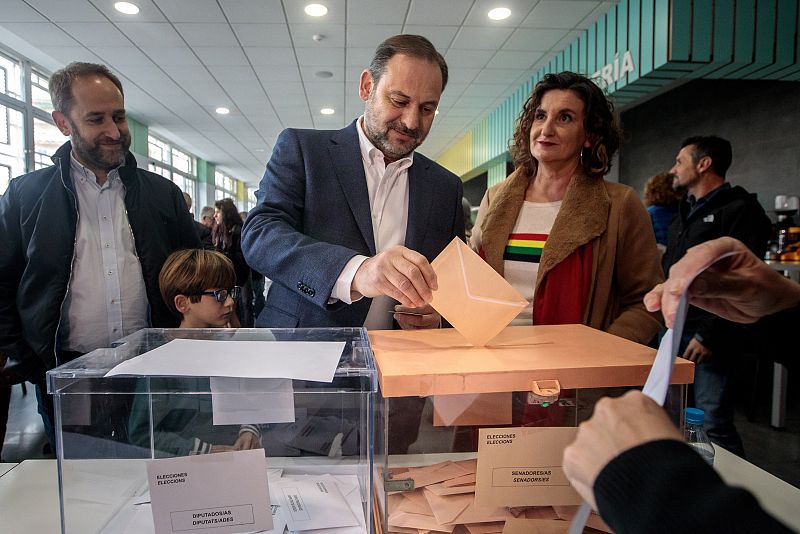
left=58, top=154, right=148, bottom=353
left=331, top=116, right=412, bottom=330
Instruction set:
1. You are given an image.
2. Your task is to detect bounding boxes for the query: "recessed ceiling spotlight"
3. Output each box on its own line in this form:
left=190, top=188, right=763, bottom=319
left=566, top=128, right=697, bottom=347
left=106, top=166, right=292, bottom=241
left=320, top=107, right=335, bottom=115
left=215, top=107, right=230, bottom=115
left=488, top=7, right=511, bottom=20
left=304, top=3, right=328, bottom=17
left=315, top=70, right=334, bottom=79
left=114, top=1, right=140, bottom=15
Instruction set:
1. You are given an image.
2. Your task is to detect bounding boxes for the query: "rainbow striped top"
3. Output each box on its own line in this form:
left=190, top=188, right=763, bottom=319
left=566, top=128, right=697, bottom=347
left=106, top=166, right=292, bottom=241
left=504, top=232, right=547, bottom=263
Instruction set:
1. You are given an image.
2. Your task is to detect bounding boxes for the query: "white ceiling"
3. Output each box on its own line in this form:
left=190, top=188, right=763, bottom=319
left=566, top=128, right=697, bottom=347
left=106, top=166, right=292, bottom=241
left=0, top=0, right=616, bottom=185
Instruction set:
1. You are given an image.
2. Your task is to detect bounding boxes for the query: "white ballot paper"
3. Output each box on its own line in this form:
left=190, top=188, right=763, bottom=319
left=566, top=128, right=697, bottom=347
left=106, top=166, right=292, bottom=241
left=275, top=477, right=359, bottom=532
left=106, top=339, right=345, bottom=383
left=210, top=377, right=295, bottom=425
left=146, top=449, right=272, bottom=534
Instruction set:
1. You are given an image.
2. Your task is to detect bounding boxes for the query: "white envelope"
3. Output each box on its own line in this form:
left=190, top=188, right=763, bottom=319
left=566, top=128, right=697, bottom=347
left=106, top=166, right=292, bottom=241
left=275, top=477, right=359, bottom=532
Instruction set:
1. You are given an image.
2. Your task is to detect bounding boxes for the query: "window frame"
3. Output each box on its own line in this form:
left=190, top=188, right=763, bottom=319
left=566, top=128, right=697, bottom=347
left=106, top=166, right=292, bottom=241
left=0, top=46, right=59, bottom=195
left=146, top=133, right=198, bottom=208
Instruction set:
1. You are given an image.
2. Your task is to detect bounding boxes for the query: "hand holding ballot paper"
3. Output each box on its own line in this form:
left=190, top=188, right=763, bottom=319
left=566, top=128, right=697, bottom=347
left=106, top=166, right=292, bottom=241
left=563, top=237, right=800, bottom=534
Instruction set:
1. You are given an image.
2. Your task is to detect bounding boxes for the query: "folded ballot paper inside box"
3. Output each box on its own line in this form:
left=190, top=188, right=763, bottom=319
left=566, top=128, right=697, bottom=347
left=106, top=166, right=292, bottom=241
left=382, top=459, right=612, bottom=534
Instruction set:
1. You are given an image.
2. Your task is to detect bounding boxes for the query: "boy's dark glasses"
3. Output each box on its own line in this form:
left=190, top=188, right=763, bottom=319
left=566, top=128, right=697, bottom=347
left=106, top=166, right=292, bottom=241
left=193, top=287, right=240, bottom=303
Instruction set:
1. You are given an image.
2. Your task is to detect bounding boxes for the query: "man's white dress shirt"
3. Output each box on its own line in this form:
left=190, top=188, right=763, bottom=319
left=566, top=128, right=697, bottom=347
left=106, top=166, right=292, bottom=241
left=58, top=154, right=148, bottom=353
left=330, top=117, right=413, bottom=330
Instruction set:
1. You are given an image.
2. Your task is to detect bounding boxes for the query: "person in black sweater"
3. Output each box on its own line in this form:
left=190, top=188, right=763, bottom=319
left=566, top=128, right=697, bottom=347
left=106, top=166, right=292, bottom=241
left=563, top=237, right=799, bottom=533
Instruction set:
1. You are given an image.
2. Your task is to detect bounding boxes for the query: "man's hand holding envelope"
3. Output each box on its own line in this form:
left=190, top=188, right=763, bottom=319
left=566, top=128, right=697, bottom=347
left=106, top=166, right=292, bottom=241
left=429, top=238, right=528, bottom=346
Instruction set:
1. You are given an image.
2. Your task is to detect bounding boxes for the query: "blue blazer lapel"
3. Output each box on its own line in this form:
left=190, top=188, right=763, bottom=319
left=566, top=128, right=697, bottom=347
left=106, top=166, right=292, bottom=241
left=328, top=122, right=376, bottom=255
left=405, top=158, right=434, bottom=252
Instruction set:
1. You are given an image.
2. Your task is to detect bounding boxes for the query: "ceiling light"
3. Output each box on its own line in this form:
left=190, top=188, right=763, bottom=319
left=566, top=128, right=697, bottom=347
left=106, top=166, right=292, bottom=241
left=320, top=108, right=335, bottom=115
left=315, top=70, right=334, bottom=79
left=114, top=1, right=140, bottom=15
left=215, top=107, right=230, bottom=115
left=304, top=3, right=328, bottom=17
left=488, top=7, right=511, bottom=20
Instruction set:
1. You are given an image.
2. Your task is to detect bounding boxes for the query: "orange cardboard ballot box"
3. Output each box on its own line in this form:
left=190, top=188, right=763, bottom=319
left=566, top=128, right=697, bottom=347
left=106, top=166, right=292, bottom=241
left=368, top=324, right=694, bottom=534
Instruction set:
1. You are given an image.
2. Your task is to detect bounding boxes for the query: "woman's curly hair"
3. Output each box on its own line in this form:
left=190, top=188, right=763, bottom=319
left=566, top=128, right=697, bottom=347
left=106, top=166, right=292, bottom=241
left=510, top=71, right=620, bottom=178
left=643, top=171, right=682, bottom=207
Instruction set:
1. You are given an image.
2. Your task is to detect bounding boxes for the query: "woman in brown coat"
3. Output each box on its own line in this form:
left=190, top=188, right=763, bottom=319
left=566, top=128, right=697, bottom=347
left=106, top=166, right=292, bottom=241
left=470, top=72, right=662, bottom=345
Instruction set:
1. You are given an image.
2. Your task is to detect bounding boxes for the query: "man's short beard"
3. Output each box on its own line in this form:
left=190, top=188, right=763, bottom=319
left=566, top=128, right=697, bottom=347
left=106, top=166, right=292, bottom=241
left=69, top=119, right=130, bottom=172
left=363, top=95, right=423, bottom=161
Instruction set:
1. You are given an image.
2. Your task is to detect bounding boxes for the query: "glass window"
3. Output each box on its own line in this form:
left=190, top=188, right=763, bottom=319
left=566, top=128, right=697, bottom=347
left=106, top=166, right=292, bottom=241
left=214, top=188, right=226, bottom=201
left=148, top=162, right=171, bottom=179
left=33, top=117, right=65, bottom=170
left=0, top=104, right=25, bottom=195
left=171, top=147, right=192, bottom=174
left=215, top=170, right=225, bottom=189
left=148, top=136, right=169, bottom=164
left=247, top=186, right=258, bottom=211
left=30, top=70, right=52, bottom=112
left=0, top=52, right=23, bottom=101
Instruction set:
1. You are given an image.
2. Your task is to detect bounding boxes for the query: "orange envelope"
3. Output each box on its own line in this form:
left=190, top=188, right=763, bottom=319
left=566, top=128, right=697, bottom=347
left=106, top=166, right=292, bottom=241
left=427, top=482, right=476, bottom=496
left=502, top=518, right=568, bottom=534
left=464, top=522, right=505, bottom=534
left=475, top=427, right=581, bottom=508
left=552, top=506, right=612, bottom=533
left=433, top=393, right=512, bottom=427
left=443, top=473, right=477, bottom=487
left=430, top=238, right=527, bottom=346
left=423, top=490, right=473, bottom=525
left=388, top=511, right=456, bottom=533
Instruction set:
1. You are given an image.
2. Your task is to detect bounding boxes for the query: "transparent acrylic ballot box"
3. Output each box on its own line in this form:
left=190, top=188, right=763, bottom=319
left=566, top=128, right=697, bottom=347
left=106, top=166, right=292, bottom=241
left=47, top=327, right=377, bottom=534
left=369, top=324, right=694, bottom=532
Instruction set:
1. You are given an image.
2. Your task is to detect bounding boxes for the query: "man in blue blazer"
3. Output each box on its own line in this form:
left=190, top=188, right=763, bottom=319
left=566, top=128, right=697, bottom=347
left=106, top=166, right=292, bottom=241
left=242, top=35, right=465, bottom=331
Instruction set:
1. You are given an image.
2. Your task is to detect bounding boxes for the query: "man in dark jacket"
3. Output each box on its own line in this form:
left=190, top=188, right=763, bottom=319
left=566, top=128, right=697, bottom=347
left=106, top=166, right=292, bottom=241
left=0, top=62, right=199, bottom=447
left=662, top=135, right=772, bottom=457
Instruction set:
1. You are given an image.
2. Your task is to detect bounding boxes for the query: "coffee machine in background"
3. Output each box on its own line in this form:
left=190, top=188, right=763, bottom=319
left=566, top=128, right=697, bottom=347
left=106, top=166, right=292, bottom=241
left=767, top=195, right=800, bottom=261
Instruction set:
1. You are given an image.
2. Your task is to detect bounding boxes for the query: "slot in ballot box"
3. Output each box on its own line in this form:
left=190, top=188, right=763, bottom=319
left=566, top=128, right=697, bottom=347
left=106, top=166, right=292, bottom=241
left=370, top=324, right=694, bottom=533
left=47, top=327, right=377, bottom=534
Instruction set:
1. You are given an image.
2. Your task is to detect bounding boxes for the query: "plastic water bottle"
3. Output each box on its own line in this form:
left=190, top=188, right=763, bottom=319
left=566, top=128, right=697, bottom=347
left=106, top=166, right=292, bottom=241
left=684, top=407, right=715, bottom=465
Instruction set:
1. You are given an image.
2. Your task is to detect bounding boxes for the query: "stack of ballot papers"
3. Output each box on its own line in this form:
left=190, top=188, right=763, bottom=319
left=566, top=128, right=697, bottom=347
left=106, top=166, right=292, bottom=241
left=105, top=469, right=366, bottom=534
left=384, top=460, right=610, bottom=534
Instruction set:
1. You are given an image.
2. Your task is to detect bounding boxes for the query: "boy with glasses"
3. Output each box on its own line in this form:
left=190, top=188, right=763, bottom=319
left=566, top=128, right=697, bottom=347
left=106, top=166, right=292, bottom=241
left=128, top=249, right=258, bottom=455
left=159, top=249, right=242, bottom=329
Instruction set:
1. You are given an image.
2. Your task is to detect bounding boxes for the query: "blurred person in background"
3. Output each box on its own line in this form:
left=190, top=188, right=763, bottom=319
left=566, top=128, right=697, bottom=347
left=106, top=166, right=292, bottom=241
left=643, top=170, right=682, bottom=256
left=213, top=199, right=250, bottom=326
left=184, top=192, right=212, bottom=246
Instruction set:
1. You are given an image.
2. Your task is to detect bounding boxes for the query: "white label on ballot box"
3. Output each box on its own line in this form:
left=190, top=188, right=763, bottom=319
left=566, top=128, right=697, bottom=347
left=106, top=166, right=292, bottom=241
left=146, top=448, right=273, bottom=534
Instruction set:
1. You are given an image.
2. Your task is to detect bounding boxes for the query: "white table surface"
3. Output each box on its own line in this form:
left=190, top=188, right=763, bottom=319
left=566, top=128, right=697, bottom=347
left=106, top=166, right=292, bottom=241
left=0, top=462, right=18, bottom=477
left=1, top=453, right=799, bottom=533
left=714, top=446, right=800, bottom=531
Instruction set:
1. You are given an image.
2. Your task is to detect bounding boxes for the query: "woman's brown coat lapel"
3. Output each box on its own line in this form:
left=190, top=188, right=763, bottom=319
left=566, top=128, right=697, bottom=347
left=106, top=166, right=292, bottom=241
left=479, top=168, right=609, bottom=288
left=475, top=167, right=663, bottom=344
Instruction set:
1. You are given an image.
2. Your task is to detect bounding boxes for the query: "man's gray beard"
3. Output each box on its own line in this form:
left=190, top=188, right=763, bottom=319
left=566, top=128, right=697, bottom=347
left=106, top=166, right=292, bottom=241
left=363, top=104, right=422, bottom=160
left=72, top=134, right=129, bottom=171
